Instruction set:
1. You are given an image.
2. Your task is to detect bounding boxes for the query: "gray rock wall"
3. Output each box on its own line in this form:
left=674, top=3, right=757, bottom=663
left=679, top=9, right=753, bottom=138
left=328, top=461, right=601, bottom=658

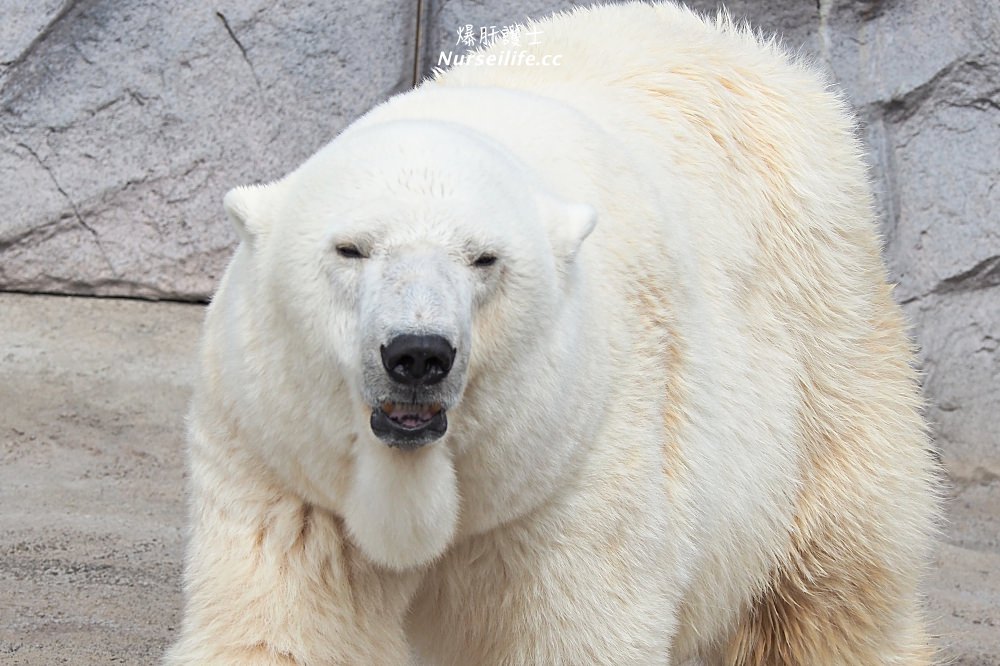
left=2, top=1, right=997, bottom=533
left=2, top=0, right=415, bottom=298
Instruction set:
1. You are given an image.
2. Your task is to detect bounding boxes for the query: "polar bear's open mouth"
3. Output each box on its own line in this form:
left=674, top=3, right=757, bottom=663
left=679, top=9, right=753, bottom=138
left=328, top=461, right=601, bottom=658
left=370, top=401, right=448, bottom=449
left=383, top=402, right=443, bottom=428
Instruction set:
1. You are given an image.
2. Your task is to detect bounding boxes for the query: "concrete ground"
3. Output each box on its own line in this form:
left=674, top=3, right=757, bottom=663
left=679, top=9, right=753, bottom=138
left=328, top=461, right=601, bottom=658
left=0, top=292, right=997, bottom=664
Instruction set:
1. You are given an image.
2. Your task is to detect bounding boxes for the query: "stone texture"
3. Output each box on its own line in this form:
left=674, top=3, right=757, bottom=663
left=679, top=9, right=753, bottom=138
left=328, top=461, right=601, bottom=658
left=820, top=0, right=1000, bottom=299
left=0, top=2, right=65, bottom=67
left=1, top=0, right=416, bottom=299
left=906, top=289, right=999, bottom=482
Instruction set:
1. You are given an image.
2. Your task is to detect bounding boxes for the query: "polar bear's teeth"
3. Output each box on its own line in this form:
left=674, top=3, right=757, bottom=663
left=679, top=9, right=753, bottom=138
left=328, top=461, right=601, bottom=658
left=381, top=402, right=444, bottom=428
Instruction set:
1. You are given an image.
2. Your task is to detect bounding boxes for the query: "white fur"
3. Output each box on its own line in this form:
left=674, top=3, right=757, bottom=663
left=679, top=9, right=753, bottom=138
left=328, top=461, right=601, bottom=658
left=167, top=4, right=939, bottom=665
left=343, top=433, right=459, bottom=570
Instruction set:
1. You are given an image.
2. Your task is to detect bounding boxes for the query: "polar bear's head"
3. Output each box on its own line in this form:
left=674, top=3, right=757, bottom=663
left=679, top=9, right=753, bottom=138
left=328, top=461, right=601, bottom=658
left=224, top=120, right=596, bottom=454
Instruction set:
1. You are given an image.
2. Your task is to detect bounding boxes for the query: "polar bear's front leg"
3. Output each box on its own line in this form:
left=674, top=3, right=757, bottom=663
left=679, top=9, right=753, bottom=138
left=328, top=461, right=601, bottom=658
left=165, top=438, right=420, bottom=666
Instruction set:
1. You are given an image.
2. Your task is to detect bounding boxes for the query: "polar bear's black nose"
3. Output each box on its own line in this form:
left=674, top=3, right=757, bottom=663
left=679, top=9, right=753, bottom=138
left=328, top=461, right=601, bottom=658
left=381, top=334, right=456, bottom=386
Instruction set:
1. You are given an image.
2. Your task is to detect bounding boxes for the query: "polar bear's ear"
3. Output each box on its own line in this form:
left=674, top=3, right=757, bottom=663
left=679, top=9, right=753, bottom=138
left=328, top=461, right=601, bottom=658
left=544, top=197, right=597, bottom=263
left=223, top=184, right=270, bottom=245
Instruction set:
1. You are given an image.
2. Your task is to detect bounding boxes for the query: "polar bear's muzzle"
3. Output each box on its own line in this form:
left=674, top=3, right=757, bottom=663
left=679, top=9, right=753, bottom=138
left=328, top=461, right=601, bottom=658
left=368, top=333, right=457, bottom=449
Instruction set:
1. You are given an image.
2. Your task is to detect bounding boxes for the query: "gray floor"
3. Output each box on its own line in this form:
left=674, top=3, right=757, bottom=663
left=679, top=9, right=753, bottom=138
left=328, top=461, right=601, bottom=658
left=1, top=293, right=997, bottom=664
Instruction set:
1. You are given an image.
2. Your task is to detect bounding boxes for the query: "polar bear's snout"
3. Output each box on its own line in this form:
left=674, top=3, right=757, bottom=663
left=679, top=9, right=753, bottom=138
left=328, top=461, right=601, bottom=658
left=368, top=335, right=461, bottom=448
left=361, top=251, right=473, bottom=450
left=369, top=334, right=455, bottom=448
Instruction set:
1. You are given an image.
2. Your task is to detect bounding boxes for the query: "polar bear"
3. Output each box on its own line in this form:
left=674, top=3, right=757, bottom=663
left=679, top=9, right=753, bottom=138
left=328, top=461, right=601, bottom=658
left=166, top=3, right=939, bottom=665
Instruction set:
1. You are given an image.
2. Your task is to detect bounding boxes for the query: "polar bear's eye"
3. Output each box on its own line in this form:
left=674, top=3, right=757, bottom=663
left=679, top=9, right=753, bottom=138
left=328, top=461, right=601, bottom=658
left=336, top=244, right=366, bottom=259
left=472, top=253, right=498, bottom=268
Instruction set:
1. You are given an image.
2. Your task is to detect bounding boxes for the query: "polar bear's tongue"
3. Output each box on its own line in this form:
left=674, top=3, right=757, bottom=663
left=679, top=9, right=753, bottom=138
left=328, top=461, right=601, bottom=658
left=382, top=402, right=442, bottom=429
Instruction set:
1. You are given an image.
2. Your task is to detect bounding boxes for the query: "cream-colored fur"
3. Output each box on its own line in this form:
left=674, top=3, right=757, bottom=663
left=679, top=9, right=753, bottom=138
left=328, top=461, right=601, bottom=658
left=166, top=3, right=940, bottom=664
